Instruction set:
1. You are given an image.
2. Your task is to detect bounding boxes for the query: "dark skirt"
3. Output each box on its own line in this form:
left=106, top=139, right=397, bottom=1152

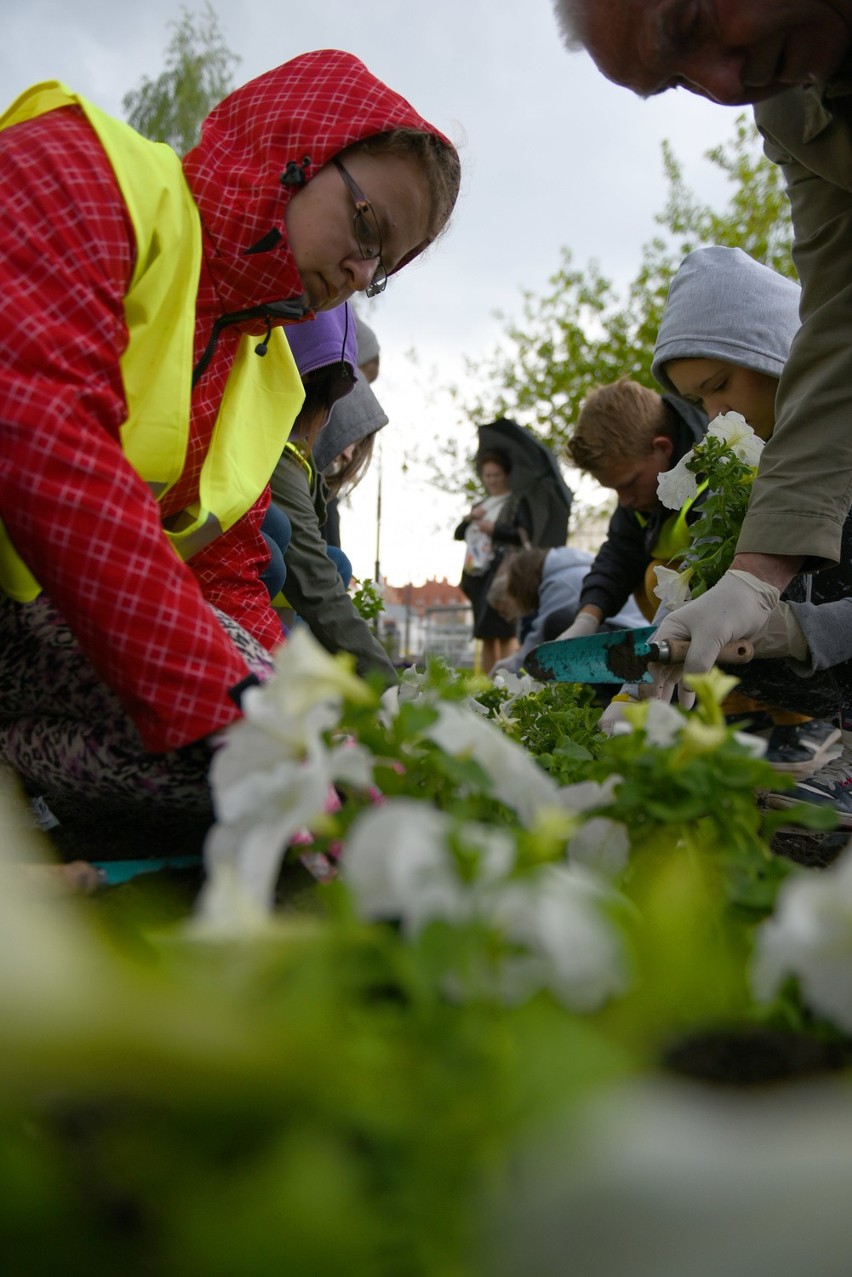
left=460, top=560, right=517, bottom=641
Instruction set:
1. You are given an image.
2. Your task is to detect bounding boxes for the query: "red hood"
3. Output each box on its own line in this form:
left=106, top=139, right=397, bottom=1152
left=182, top=48, right=453, bottom=317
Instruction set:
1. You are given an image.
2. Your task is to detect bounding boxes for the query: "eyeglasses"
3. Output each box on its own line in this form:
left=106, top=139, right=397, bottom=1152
left=333, top=157, right=388, bottom=297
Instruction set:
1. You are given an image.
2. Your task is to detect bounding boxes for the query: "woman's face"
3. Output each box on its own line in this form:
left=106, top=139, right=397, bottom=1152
left=665, top=357, right=779, bottom=440
left=325, top=443, right=356, bottom=476
left=479, top=461, right=510, bottom=495
left=285, top=152, right=432, bottom=312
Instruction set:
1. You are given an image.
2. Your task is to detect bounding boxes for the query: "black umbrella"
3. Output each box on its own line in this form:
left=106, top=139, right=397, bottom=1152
left=477, top=417, right=573, bottom=548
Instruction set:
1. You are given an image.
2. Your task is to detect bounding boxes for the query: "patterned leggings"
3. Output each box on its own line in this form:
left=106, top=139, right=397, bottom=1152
left=0, top=594, right=273, bottom=823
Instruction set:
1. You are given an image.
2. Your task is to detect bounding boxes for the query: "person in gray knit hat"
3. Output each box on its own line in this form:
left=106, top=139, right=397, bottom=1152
left=651, top=245, right=852, bottom=825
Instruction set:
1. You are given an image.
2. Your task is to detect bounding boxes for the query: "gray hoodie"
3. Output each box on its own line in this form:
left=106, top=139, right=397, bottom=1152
left=652, top=245, right=800, bottom=391
left=653, top=245, right=852, bottom=706
left=313, top=374, right=388, bottom=473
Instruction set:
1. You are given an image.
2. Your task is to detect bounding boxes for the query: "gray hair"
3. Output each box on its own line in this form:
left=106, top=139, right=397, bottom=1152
left=552, top=0, right=591, bottom=50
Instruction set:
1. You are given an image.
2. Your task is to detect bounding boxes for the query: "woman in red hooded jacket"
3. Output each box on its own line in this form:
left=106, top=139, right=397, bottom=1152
left=0, top=49, right=459, bottom=833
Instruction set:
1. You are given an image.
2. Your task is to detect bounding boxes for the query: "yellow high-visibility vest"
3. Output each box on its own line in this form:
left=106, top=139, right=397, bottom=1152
left=0, top=81, right=304, bottom=601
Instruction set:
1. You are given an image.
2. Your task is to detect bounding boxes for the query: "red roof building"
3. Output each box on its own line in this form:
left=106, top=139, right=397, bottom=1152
left=383, top=577, right=468, bottom=617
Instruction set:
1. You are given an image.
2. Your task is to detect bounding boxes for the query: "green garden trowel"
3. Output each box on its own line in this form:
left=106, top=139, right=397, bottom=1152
left=526, top=626, right=754, bottom=685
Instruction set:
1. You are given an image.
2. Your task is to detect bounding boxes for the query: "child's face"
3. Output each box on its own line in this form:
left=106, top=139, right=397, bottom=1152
left=591, top=437, right=673, bottom=512
left=285, top=152, right=432, bottom=311
left=665, top=357, right=778, bottom=441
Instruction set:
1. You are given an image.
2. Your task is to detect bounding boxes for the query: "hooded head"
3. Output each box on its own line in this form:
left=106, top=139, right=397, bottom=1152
left=285, top=301, right=357, bottom=382
left=313, top=374, right=389, bottom=475
left=354, top=314, right=380, bottom=365
left=182, top=49, right=459, bottom=318
left=354, top=313, right=381, bottom=381
left=284, top=303, right=358, bottom=446
left=652, top=246, right=801, bottom=391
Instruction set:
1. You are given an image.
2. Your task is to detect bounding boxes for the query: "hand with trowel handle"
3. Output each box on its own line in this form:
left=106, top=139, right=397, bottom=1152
left=648, top=568, right=781, bottom=711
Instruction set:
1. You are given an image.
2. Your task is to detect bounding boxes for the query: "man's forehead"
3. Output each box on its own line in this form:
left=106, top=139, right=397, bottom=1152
left=584, top=0, right=677, bottom=96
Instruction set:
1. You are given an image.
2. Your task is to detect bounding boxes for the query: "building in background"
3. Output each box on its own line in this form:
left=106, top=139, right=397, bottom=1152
left=381, top=578, right=474, bottom=668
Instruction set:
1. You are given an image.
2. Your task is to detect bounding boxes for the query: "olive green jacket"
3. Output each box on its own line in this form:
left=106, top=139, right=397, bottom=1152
left=269, top=446, right=397, bottom=685
left=744, top=77, right=852, bottom=566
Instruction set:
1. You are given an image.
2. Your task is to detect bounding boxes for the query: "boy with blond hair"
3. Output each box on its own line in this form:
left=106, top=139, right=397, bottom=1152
left=560, top=378, right=706, bottom=639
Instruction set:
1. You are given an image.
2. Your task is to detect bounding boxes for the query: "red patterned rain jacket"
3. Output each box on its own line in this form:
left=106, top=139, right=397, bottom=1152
left=0, top=50, right=450, bottom=751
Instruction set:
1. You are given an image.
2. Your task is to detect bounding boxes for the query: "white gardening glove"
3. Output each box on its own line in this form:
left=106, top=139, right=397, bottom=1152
left=597, top=693, right=640, bottom=736
left=651, top=569, right=781, bottom=706
left=554, top=610, right=601, bottom=642
left=751, top=601, right=809, bottom=662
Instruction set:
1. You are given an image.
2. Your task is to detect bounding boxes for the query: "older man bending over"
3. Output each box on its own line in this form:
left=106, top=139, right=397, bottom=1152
left=552, top=0, right=852, bottom=691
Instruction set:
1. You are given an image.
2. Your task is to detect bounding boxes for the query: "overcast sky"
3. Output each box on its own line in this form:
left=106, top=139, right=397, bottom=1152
left=2, top=0, right=745, bottom=585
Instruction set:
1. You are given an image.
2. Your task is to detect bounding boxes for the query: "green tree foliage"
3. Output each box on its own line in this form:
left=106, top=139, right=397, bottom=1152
left=456, top=114, right=794, bottom=459
left=122, top=3, right=240, bottom=154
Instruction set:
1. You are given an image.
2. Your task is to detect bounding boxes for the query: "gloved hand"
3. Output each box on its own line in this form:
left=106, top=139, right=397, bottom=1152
left=555, top=610, right=601, bottom=642
left=751, top=602, right=809, bottom=662
left=597, top=693, right=640, bottom=736
left=651, top=569, right=781, bottom=706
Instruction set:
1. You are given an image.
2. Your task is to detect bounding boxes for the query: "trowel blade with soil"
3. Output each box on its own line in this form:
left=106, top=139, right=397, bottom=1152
left=526, top=627, right=753, bottom=684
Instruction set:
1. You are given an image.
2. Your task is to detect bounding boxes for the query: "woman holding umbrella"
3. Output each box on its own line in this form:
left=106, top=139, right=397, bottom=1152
left=455, top=419, right=573, bottom=673
left=455, top=448, right=533, bottom=673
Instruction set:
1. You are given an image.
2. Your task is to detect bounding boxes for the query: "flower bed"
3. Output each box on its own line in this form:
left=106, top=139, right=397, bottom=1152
left=2, top=625, right=851, bottom=1274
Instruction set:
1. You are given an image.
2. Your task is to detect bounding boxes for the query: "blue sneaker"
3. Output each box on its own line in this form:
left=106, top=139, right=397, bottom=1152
left=765, top=749, right=852, bottom=829
left=763, top=720, right=841, bottom=779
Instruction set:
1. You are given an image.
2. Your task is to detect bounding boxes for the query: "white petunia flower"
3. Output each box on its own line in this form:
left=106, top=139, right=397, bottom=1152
left=707, top=411, right=764, bottom=466
left=612, top=698, right=684, bottom=748
left=425, top=699, right=564, bottom=827
left=198, top=735, right=373, bottom=928
left=240, top=626, right=371, bottom=729
left=752, top=844, right=852, bottom=1033
left=652, top=564, right=694, bottom=612
left=567, top=817, right=631, bottom=878
left=656, top=452, right=698, bottom=510
left=343, top=804, right=629, bottom=1010
left=491, top=669, right=545, bottom=701
left=342, top=799, right=515, bottom=934
left=559, top=774, right=621, bottom=813
left=642, top=698, right=685, bottom=748
left=196, top=630, right=375, bottom=929
left=493, top=864, right=630, bottom=1011
left=396, top=664, right=427, bottom=703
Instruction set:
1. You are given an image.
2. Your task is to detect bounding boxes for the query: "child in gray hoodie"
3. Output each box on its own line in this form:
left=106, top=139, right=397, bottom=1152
left=651, top=245, right=852, bottom=823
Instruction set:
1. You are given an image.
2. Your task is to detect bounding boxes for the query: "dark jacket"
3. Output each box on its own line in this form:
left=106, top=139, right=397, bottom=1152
left=577, top=396, right=708, bottom=620
left=270, top=445, right=396, bottom=684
